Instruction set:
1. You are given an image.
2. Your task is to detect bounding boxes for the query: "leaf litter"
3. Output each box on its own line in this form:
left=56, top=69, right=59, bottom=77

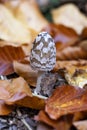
left=0, top=0, right=87, bottom=130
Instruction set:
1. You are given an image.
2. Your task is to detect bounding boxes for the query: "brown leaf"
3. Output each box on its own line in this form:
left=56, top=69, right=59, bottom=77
left=4, top=0, right=48, bottom=32
left=0, top=77, right=45, bottom=110
left=13, top=61, right=37, bottom=87
left=54, top=60, right=87, bottom=71
left=0, top=100, right=13, bottom=115
left=0, top=45, right=26, bottom=75
left=43, top=24, right=87, bottom=60
left=79, top=40, right=87, bottom=51
left=56, top=46, right=87, bottom=60
left=0, top=3, right=37, bottom=43
left=36, top=110, right=73, bottom=130
left=43, top=24, right=79, bottom=51
left=81, top=27, right=87, bottom=39
left=51, top=4, right=87, bottom=34
left=16, top=96, right=45, bottom=110
left=0, top=77, right=32, bottom=103
left=45, top=85, right=87, bottom=120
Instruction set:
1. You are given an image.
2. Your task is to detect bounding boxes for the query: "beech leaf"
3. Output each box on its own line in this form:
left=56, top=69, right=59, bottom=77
left=45, top=85, right=87, bottom=120
left=0, top=100, right=13, bottom=115
left=36, top=110, right=73, bottom=130
left=43, top=24, right=78, bottom=51
left=0, top=45, right=26, bottom=75
left=0, top=77, right=32, bottom=104
left=13, top=61, right=37, bottom=87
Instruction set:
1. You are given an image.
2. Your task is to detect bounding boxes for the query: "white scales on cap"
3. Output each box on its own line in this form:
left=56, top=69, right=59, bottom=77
left=30, top=32, right=56, bottom=71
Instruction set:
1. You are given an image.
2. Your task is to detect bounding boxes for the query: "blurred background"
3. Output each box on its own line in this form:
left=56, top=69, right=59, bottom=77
left=37, top=0, right=87, bottom=21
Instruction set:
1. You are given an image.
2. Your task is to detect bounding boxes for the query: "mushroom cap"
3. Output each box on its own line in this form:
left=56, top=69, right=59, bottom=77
left=30, top=32, right=56, bottom=71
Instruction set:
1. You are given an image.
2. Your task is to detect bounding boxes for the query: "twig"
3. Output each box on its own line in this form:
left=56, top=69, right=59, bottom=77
left=17, top=109, right=32, bottom=130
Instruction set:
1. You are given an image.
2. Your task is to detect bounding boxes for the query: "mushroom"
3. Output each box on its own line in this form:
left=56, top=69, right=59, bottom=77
left=30, top=32, right=56, bottom=95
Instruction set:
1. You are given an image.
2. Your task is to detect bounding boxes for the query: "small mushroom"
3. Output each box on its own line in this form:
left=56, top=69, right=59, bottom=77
left=30, top=32, right=56, bottom=94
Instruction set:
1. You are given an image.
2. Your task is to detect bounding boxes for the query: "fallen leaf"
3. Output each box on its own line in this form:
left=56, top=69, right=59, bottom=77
left=16, top=95, right=45, bottom=110
left=0, top=45, right=26, bottom=75
left=43, top=24, right=79, bottom=51
left=0, top=100, right=13, bottom=115
left=81, top=27, right=87, bottom=39
left=5, top=0, right=48, bottom=32
left=51, top=4, right=87, bottom=34
left=36, top=110, right=73, bottom=130
left=45, top=85, right=87, bottom=120
left=13, top=61, right=37, bottom=87
left=56, top=46, right=87, bottom=60
left=0, top=77, right=32, bottom=103
left=43, top=24, right=87, bottom=60
left=0, top=3, right=36, bottom=43
left=0, top=77, right=45, bottom=111
left=79, top=40, right=87, bottom=51
left=74, top=120, right=87, bottom=130
left=73, top=111, right=87, bottom=121
left=54, top=60, right=87, bottom=71
left=65, top=68, right=87, bottom=89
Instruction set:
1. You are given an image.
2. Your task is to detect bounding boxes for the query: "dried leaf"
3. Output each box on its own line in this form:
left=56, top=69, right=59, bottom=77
left=45, top=85, right=87, bottom=120
left=0, top=77, right=45, bottom=110
left=56, top=46, right=87, bottom=60
left=74, top=120, right=87, bottom=130
left=0, top=45, right=26, bottom=75
left=5, top=0, right=48, bottom=32
left=81, top=27, right=87, bottom=39
left=65, top=68, right=87, bottom=89
left=43, top=24, right=87, bottom=60
left=0, top=3, right=36, bottom=43
left=43, top=24, right=78, bottom=51
left=36, top=110, right=73, bottom=130
left=0, top=100, right=13, bottom=115
left=0, top=77, right=32, bottom=104
left=13, top=61, right=37, bottom=87
left=54, top=60, right=87, bottom=71
left=16, top=95, right=45, bottom=110
left=79, top=40, right=87, bottom=51
left=51, top=4, right=87, bottom=34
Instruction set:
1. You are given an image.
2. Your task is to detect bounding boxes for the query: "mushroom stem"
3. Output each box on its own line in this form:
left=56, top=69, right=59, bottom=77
left=34, top=71, right=45, bottom=94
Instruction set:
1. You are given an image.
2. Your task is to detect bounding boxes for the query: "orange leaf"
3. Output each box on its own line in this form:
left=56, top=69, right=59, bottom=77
left=16, top=96, right=45, bottom=110
left=0, top=45, right=25, bottom=75
left=0, top=100, right=13, bottom=115
left=0, top=77, right=32, bottom=104
left=43, top=24, right=79, bottom=50
left=36, top=110, right=73, bottom=130
left=0, top=77, right=45, bottom=110
left=45, top=85, right=87, bottom=120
